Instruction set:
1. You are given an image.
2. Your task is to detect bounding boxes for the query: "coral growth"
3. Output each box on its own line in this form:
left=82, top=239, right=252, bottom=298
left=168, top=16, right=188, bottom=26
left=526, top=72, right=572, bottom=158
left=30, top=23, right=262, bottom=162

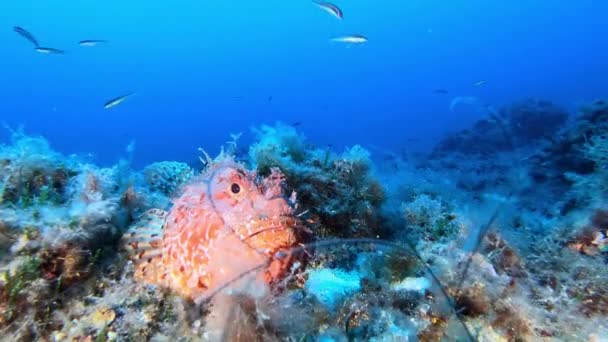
left=143, top=161, right=194, bottom=196
left=0, top=131, right=141, bottom=337
left=0, top=129, right=77, bottom=207
left=249, top=122, right=386, bottom=239
left=401, top=194, right=461, bottom=241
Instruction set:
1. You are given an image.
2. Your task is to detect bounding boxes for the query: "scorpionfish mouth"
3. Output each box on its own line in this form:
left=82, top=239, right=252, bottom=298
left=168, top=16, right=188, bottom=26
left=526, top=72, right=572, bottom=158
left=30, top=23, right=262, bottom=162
left=235, top=215, right=302, bottom=283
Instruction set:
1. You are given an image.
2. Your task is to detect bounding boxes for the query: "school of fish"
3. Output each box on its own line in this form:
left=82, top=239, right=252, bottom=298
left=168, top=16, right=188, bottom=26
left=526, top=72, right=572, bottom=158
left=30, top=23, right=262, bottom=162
left=13, top=2, right=366, bottom=110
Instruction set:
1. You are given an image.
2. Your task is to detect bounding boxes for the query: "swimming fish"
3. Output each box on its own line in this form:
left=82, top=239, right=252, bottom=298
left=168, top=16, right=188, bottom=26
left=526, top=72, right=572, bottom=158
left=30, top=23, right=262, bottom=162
left=13, top=26, right=39, bottom=47
left=474, top=80, right=487, bottom=87
left=34, top=47, right=65, bottom=54
left=330, top=34, right=368, bottom=44
left=313, top=1, right=343, bottom=20
left=78, top=39, right=107, bottom=47
left=103, top=92, right=135, bottom=109
left=434, top=88, right=449, bottom=95
left=125, top=139, right=136, bottom=154
left=449, top=96, right=480, bottom=112
left=122, top=157, right=303, bottom=299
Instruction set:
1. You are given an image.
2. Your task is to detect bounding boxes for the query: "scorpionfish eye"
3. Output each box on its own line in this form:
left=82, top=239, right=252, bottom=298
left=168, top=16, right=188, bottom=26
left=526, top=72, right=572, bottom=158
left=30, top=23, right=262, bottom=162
left=230, top=183, right=241, bottom=194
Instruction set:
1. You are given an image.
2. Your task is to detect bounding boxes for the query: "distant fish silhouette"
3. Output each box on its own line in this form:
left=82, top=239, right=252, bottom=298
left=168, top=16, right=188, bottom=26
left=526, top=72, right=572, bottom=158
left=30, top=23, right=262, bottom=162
left=267, top=95, right=273, bottom=103
left=13, top=26, right=39, bottom=47
left=473, top=80, right=487, bottom=87
left=313, top=1, right=343, bottom=20
left=434, top=88, right=449, bottom=95
left=104, top=92, right=135, bottom=109
left=78, top=39, right=108, bottom=47
left=331, top=35, right=367, bottom=44
left=34, top=47, right=65, bottom=54
left=449, top=96, right=495, bottom=116
left=125, top=139, right=136, bottom=154
left=291, top=121, right=302, bottom=127
left=449, top=96, right=480, bottom=112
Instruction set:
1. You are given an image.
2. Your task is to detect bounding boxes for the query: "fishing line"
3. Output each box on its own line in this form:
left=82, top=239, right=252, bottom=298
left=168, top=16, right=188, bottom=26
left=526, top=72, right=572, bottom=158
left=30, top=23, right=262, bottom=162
left=456, top=197, right=507, bottom=292
left=198, top=155, right=510, bottom=341
left=206, top=237, right=477, bottom=341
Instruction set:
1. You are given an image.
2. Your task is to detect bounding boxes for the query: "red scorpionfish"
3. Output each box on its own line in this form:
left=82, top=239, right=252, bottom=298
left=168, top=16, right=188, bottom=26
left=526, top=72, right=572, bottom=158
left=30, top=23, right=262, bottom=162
left=123, top=157, right=304, bottom=300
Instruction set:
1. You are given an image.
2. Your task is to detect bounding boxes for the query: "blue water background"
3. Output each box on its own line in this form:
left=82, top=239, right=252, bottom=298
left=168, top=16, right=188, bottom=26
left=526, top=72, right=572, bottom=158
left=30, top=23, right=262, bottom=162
left=2, top=0, right=607, bottom=167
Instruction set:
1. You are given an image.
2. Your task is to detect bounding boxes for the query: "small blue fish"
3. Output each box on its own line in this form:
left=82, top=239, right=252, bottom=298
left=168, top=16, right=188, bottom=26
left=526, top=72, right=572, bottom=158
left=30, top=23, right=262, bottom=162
left=104, top=92, right=135, bottom=109
left=313, top=1, right=343, bottom=20
left=14, top=26, right=39, bottom=47
left=78, top=39, right=108, bottom=47
left=34, top=47, right=65, bottom=54
left=330, top=34, right=367, bottom=44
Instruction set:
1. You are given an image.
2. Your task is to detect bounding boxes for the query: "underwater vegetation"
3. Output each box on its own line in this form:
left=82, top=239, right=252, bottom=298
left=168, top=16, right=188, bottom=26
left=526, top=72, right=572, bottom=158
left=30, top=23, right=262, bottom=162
left=249, top=123, right=387, bottom=239
left=0, top=99, right=608, bottom=341
left=0, top=130, right=76, bottom=208
left=143, top=161, right=195, bottom=197
left=530, top=100, right=608, bottom=206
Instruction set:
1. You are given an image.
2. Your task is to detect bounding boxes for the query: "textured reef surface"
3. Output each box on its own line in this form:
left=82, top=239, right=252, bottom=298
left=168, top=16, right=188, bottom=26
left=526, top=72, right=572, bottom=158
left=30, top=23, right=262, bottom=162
left=1, top=100, right=608, bottom=341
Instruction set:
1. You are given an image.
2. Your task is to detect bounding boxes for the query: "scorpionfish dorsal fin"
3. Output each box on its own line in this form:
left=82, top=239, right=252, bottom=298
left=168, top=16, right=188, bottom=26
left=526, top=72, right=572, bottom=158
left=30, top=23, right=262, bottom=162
left=121, top=208, right=168, bottom=286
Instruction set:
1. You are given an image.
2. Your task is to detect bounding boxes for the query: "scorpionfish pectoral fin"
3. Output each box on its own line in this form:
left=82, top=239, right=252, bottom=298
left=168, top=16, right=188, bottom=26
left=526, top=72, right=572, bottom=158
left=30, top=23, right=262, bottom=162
left=121, top=208, right=169, bottom=286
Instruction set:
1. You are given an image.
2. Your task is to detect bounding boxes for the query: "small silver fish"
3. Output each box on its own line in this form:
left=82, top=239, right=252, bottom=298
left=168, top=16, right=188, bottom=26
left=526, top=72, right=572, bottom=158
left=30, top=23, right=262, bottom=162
left=14, top=26, right=39, bottom=47
left=34, top=47, right=65, bottom=54
left=449, top=96, right=480, bottom=112
left=331, top=34, right=367, bottom=44
left=125, top=139, right=136, bottom=154
left=104, top=92, right=135, bottom=109
left=79, top=39, right=108, bottom=47
left=474, top=80, right=487, bottom=87
left=313, top=1, right=343, bottom=19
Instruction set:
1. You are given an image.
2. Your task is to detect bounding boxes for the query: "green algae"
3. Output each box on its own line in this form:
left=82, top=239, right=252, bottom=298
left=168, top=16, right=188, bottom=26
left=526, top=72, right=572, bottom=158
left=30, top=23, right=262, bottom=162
left=1, top=256, right=40, bottom=320
left=95, top=325, right=109, bottom=342
left=385, top=252, right=420, bottom=283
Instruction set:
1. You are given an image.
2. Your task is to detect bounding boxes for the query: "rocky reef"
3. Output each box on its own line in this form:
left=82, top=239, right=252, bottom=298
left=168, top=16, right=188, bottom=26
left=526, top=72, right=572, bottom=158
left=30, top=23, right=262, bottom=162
left=529, top=100, right=608, bottom=207
left=0, top=101, right=607, bottom=341
left=0, top=129, right=177, bottom=340
left=416, top=98, right=608, bottom=340
left=431, top=98, right=569, bottom=158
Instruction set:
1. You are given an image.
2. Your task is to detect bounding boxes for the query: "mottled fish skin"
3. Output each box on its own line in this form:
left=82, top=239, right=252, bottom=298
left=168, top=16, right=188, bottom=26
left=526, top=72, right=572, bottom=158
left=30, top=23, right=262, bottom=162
left=34, top=47, right=65, bottom=54
left=78, top=39, right=107, bottom=47
left=313, top=1, right=343, bottom=19
left=331, top=34, right=368, bottom=44
left=122, top=158, right=303, bottom=299
left=14, top=26, right=39, bottom=47
left=103, top=93, right=134, bottom=109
